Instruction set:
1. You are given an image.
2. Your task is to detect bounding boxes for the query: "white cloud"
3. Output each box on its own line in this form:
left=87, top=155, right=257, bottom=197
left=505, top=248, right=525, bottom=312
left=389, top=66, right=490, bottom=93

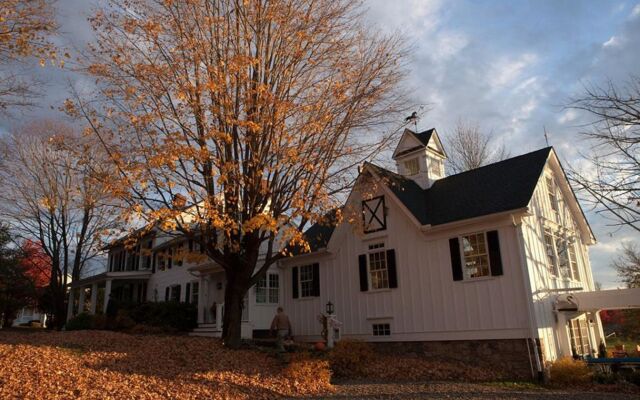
left=631, top=3, right=640, bottom=18
left=432, top=31, right=468, bottom=60
left=603, top=35, right=620, bottom=47
left=558, top=109, right=578, bottom=124
left=489, top=53, right=538, bottom=89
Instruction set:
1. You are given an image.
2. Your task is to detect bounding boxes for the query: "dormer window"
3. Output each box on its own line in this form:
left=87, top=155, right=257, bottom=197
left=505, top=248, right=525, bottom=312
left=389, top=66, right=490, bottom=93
left=404, top=158, right=419, bottom=175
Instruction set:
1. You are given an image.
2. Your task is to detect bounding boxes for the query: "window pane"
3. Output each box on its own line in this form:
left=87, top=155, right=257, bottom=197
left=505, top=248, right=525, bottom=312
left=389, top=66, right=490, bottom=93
left=404, top=158, right=419, bottom=175
left=300, top=265, right=314, bottom=297
left=368, top=250, right=389, bottom=289
left=462, top=233, right=490, bottom=278
left=544, top=229, right=558, bottom=276
left=556, top=236, right=570, bottom=278
left=256, top=276, right=267, bottom=303
left=568, top=245, right=580, bottom=281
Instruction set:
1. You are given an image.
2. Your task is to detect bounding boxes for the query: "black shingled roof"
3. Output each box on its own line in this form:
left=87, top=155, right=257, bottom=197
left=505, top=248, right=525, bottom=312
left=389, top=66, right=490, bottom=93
left=297, top=147, right=553, bottom=252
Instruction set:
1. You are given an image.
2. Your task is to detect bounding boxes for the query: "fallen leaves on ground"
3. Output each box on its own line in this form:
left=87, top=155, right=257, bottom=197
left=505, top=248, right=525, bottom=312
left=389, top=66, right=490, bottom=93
left=0, top=330, right=332, bottom=399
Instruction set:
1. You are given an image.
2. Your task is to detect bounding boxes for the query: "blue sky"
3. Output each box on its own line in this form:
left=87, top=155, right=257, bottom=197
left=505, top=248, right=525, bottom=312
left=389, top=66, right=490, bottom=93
left=1, top=0, right=639, bottom=288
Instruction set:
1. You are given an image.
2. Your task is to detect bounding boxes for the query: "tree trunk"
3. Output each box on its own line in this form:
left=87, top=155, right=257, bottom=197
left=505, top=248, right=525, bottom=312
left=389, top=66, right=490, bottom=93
left=222, top=280, right=246, bottom=348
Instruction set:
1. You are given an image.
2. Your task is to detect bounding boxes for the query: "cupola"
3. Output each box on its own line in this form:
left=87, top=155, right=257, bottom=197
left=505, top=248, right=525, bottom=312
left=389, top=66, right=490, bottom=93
left=392, top=128, right=447, bottom=189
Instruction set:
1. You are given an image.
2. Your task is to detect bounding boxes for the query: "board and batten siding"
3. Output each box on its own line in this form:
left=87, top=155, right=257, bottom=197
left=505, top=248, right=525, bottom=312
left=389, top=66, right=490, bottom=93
left=518, top=160, right=599, bottom=361
left=280, top=186, right=531, bottom=342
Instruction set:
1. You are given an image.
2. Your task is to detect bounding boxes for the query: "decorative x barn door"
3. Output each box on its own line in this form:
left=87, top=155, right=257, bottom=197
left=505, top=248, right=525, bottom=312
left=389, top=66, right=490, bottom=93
left=362, top=196, right=386, bottom=233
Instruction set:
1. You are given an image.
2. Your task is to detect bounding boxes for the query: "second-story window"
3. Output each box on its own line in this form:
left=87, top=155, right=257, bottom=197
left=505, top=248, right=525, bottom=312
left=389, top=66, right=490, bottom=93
left=546, top=176, right=559, bottom=220
left=568, top=244, right=580, bottom=281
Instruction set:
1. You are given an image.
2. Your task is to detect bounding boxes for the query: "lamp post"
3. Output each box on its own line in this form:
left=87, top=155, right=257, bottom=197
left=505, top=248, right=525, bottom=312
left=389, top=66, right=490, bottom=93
left=325, top=301, right=334, bottom=315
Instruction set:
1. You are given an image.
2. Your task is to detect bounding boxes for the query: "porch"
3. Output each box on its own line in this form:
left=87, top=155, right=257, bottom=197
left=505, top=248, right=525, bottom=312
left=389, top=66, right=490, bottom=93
left=67, top=270, right=151, bottom=320
left=554, top=288, right=640, bottom=359
left=190, top=267, right=252, bottom=338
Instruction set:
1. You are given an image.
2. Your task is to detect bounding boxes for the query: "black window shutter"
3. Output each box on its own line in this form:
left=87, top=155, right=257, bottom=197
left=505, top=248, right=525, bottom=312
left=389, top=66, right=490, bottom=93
left=151, top=252, right=156, bottom=273
left=312, top=263, right=320, bottom=297
left=387, top=249, right=398, bottom=288
left=188, top=239, right=193, bottom=251
left=449, top=238, right=463, bottom=281
left=358, top=254, right=368, bottom=291
left=168, top=248, right=173, bottom=269
left=165, top=287, right=169, bottom=301
left=487, top=230, right=504, bottom=276
left=185, top=283, right=191, bottom=304
left=176, top=285, right=182, bottom=302
left=292, top=267, right=299, bottom=299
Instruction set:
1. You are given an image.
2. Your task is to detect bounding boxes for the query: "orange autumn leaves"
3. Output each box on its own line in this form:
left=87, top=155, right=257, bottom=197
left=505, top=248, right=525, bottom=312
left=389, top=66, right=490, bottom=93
left=0, top=330, right=332, bottom=399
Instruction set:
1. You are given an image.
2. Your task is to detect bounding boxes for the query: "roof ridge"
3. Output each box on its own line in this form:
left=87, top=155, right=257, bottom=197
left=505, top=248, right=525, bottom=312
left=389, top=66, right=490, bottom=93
left=439, top=146, right=553, bottom=181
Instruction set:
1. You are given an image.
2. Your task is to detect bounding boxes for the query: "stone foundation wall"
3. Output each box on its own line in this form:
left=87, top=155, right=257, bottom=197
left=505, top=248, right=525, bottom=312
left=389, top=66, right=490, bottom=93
left=371, top=338, right=537, bottom=380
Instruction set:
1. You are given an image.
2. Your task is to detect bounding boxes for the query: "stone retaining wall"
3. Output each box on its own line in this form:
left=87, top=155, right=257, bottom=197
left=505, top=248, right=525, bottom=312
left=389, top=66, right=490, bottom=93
left=371, top=338, right=537, bottom=380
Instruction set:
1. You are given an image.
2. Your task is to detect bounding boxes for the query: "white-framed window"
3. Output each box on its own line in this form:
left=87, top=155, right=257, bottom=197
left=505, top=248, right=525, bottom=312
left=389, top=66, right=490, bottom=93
left=169, top=284, right=181, bottom=302
left=372, top=323, right=391, bottom=336
left=544, top=227, right=580, bottom=281
left=175, top=243, right=184, bottom=267
left=190, top=281, right=199, bottom=304
left=543, top=228, right=558, bottom=276
left=555, top=236, right=571, bottom=278
left=429, top=157, right=443, bottom=177
left=404, top=158, right=420, bottom=175
left=569, top=318, right=591, bottom=357
left=157, top=251, right=166, bottom=271
left=568, top=244, right=580, bottom=281
left=546, top=176, right=560, bottom=219
left=256, top=272, right=279, bottom=304
left=461, top=232, right=490, bottom=279
left=300, top=264, right=315, bottom=298
left=368, top=242, right=389, bottom=290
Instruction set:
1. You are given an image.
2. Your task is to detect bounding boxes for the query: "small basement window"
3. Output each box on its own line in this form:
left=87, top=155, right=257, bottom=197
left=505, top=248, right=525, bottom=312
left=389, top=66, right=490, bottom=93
left=372, top=323, right=391, bottom=336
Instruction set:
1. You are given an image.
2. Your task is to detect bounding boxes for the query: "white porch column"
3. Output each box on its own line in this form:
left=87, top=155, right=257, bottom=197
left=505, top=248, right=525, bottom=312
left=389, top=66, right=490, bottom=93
left=77, top=286, right=86, bottom=314
left=556, top=312, right=573, bottom=358
left=66, top=288, right=75, bottom=321
left=197, top=275, right=205, bottom=324
left=89, top=283, right=98, bottom=314
left=103, top=279, right=112, bottom=314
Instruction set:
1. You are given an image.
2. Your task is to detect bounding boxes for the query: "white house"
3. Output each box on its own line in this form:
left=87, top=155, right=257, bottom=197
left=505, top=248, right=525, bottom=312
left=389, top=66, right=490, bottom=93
left=11, top=306, right=46, bottom=327
left=279, top=128, right=639, bottom=379
left=68, top=226, right=281, bottom=339
left=68, top=127, right=639, bottom=379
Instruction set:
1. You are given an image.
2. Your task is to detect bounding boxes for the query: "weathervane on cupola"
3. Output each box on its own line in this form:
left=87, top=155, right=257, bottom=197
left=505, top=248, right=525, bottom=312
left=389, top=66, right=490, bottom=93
left=405, top=111, right=419, bottom=131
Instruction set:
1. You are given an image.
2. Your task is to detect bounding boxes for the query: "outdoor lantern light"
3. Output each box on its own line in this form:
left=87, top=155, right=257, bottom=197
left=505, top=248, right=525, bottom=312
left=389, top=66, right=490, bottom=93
left=326, top=301, right=334, bottom=315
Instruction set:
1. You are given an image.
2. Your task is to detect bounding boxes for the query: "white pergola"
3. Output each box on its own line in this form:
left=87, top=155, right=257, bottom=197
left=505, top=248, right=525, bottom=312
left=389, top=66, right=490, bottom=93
left=554, top=288, right=640, bottom=358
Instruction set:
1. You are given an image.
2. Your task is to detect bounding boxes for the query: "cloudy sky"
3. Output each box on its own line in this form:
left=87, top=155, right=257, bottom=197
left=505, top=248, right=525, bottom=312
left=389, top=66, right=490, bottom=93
left=1, top=0, right=639, bottom=288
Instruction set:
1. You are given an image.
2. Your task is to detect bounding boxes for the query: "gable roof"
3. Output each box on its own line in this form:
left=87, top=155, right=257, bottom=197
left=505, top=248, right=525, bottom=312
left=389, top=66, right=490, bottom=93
left=370, top=147, right=552, bottom=226
left=412, top=128, right=435, bottom=146
left=296, top=147, right=555, bottom=252
left=289, top=209, right=339, bottom=255
left=393, top=128, right=440, bottom=158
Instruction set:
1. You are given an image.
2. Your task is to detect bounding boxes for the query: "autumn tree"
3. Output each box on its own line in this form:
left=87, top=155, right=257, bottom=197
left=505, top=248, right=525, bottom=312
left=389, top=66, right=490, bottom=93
left=0, top=119, right=119, bottom=328
left=612, top=242, right=640, bottom=288
left=567, top=77, right=640, bottom=232
left=0, top=225, right=36, bottom=327
left=70, top=0, right=410, bottom=346
left=0, top=0, right=57, bottom=111
left=444, top=119, right=509, bottom=174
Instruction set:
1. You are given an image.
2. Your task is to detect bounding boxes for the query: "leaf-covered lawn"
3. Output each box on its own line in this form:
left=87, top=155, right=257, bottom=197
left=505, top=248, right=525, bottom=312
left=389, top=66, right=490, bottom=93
left=0, top=330, right=331, bottom=399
